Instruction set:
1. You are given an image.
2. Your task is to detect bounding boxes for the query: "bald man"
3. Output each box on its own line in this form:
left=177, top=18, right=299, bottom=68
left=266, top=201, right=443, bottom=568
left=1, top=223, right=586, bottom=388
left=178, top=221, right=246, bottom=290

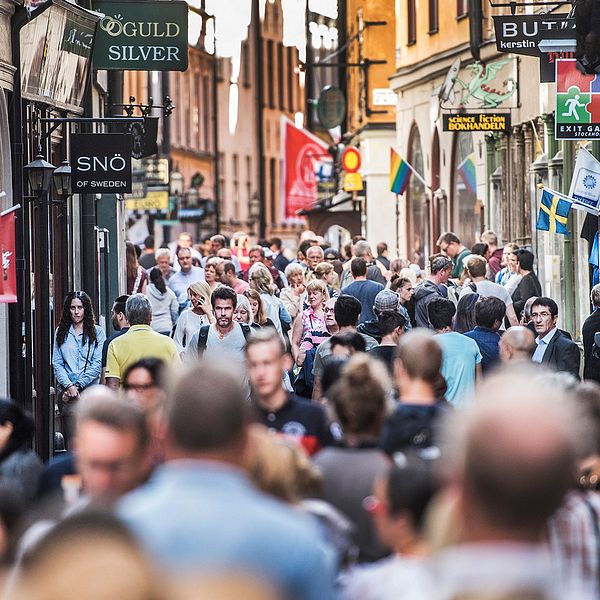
left=499, top=325, right=536, bottom=362
left=434, top=367, right=583, bottom=598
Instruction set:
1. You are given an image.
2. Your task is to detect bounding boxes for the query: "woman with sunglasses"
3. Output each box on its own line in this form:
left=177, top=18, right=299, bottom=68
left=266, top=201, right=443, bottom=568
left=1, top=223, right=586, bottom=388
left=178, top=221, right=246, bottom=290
left=52, top=291, right=106, bottom=444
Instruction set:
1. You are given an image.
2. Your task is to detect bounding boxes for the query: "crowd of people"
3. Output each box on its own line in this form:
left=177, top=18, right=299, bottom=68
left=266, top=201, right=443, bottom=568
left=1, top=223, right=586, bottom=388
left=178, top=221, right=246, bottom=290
left=0, top=228, right=597, bottom=597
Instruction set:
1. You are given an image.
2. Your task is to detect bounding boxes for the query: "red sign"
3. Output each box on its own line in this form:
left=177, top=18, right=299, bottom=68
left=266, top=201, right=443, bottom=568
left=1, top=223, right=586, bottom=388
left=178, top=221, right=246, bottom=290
left=282, top=118, right=328, bottom=220
left=342, top=147, right=361, bottom=173
left=0, top=211, right=17, bottom=303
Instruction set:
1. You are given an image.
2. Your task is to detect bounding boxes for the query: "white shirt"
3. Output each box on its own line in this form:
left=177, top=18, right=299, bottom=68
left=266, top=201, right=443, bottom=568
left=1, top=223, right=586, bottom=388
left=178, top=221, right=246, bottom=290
left=532, top=327, right=558, bottom=363
left=172, top=309, right=211, bottom=353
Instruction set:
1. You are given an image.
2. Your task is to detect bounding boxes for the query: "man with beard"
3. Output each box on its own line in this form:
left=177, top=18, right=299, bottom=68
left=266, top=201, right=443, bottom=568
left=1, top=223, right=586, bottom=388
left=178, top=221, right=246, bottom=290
left=101, top=295, right=129, bottom=382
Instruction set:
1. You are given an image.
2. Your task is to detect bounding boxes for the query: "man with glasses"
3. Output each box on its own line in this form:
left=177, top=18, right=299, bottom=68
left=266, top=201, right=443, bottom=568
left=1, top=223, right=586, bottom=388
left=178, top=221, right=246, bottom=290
left=437, top=232, right=470, bottom=279
left=530, top=297, right=580, bottom=379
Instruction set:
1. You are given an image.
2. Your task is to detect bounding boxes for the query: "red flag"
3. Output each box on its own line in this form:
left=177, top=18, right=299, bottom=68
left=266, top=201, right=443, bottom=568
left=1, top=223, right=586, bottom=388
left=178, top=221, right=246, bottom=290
left=282, top=118, right=328, bottom=220
left=0, top=211, right=17, bottom=303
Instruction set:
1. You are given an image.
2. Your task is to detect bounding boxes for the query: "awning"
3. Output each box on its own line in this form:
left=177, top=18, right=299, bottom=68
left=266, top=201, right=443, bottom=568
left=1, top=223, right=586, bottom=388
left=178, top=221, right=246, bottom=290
left=297, top=190, right=354, bottom=216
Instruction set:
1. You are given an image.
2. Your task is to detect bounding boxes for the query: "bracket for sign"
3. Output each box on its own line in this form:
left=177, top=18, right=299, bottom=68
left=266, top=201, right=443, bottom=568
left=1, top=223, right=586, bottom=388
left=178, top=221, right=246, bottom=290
left=488, top=0, right=573, bottom=16
left=109, top=96, right=175, bottom=118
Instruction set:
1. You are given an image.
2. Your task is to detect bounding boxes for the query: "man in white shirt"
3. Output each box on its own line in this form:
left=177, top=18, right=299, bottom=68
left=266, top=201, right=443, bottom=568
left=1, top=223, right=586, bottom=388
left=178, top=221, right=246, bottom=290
left=167, top=247, right=205, bottom=311
left=463, top=255, right=518, bottom=326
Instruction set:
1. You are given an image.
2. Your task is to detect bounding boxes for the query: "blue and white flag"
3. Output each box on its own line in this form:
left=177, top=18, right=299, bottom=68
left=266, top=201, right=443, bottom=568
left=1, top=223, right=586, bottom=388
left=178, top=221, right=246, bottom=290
left=569, top=146, right=600, bottom=214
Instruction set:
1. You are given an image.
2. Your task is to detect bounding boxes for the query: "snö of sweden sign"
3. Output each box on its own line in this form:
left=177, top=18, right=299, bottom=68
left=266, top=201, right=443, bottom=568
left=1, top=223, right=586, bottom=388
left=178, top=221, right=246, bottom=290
left=92, top=1, right=188, bottom=71
left=71, top=134, right=133, bottom=194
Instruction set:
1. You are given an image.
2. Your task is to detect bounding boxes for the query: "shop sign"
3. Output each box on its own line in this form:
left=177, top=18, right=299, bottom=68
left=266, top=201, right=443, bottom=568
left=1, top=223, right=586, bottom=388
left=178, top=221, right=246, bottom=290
left=92, top=1, right=188, bottom=70
left=317, top=86, right=346, bottom=129
left=372, top=89, right=397, bottom=106
left=71, top=134, right=133, bottom=193
left=493, top=14, right=576, bottom=82
left=125, top=191, right=169, bottom=211
left=555, top=60, right=600, bottom=140
left=141, top=157, right=169, bottom=186
left=442, top=113, right=511, bottom=132
left=343, top=172, right=363, bottom=192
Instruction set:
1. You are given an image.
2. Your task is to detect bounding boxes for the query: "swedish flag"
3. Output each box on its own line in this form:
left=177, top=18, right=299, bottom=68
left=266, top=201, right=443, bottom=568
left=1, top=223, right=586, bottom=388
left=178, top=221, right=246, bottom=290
left=536, top=188, right=572, bottom=236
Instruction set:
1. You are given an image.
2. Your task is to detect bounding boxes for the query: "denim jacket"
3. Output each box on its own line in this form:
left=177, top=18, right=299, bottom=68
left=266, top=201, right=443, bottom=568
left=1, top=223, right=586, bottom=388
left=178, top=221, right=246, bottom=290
left=52, top=325, right=106, bottom=390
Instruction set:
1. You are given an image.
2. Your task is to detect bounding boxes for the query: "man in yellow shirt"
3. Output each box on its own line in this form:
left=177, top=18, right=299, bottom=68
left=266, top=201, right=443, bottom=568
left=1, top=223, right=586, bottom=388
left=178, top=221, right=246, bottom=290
left=105, top=294, right=179, bottom=390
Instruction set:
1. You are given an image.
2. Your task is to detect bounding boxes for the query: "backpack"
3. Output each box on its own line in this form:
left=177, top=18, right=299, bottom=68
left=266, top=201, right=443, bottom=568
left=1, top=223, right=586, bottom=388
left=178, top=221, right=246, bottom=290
left=196, top=323, right=252, bottom=358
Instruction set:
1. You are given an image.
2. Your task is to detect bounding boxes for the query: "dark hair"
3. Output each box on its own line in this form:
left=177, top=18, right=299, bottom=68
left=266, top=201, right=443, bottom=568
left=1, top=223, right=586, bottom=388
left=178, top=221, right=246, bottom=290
left=438, top=232, right=461, bottom=246
left=330, top=331, right=366, bottom=353
left=125, top=241, right=138, bottom=280
left=531, top=296, right=558, bottom=317
left=378, top=311, right=406, bottom=336
left=270, top=237, right=282, bottom=250
left=475, top=297, right=506, bottom=329
left=453, top=293, right=479, bottom=333
left=0, top=400, right=34, bottom=461
left=350, top=257, right=368, bottom=278
left=148, top=267, right=166, bottom=294
left=430, top=257, right=452, bottom=275
left=56, top=291, right=97, bottom=347
left=143, top=235, right=154, bottom=249
left=334, top=294, right=362, bottom=327
left=516, top=249, right=535, bottom=271
left=390, top=277, right=412, bottom=294
left=223, top=261, right=236, bottom=275
left=320, top=357, right=347, bottom=397
left=427, top=297, right=456, bottom=330
left=470, top=242, right=488, bottom=257
left=211, top=285, right=237, bottom=307
left=376, top=242, right=388, bottom=255
left=112, top=294, right=130, bottom=317
left=387, top=465, right=437, bottom=530
left=123, top=358, right=165, bottom=390
left=298, top=240, right=314, bottom=258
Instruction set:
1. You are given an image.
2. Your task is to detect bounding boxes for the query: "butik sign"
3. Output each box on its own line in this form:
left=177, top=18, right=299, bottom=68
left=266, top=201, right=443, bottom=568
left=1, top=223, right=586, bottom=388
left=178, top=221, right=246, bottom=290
left=92, top=1, right=188, bottom=70
left=71, top=134, right=133, bottom=193
left=493, top=14, right=576, bottom=82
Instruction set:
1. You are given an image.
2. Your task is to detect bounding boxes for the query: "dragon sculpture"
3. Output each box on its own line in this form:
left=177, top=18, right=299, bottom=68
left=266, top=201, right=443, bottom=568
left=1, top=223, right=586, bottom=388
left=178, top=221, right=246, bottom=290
left=454, top=59, right=516, bottom=109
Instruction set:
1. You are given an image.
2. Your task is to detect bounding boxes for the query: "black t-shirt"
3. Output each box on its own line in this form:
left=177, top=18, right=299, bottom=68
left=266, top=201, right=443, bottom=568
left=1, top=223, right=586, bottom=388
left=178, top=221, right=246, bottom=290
left=101, top=327, right=129, bottom=368
left=368, top=345, right=395, bottom=375
left=254, top=394, right=340, bottom=455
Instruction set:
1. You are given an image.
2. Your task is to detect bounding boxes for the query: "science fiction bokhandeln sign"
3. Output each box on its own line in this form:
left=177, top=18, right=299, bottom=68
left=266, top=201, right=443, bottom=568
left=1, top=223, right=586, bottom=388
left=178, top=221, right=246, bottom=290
left=92, top=1, right=188, bottom=70
left=442, top=114, right=510, bottom=133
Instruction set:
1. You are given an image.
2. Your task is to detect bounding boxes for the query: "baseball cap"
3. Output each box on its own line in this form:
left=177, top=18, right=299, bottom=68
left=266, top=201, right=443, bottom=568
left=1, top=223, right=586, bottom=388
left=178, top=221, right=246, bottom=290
left=374, top=289, right=400, bottom=313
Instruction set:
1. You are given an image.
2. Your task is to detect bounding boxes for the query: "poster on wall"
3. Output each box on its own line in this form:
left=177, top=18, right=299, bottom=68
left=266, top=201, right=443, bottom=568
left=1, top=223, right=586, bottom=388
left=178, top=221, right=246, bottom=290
left=555, top=59, right=600, bottom=140
left=0, top=210, right=17, bottom=304
left=281, top=118, right=329, bottom=220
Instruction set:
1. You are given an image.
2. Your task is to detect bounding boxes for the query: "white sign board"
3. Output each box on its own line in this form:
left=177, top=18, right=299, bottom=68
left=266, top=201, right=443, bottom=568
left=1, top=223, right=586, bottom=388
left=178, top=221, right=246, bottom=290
left=372, top=88, right=397, bottom=106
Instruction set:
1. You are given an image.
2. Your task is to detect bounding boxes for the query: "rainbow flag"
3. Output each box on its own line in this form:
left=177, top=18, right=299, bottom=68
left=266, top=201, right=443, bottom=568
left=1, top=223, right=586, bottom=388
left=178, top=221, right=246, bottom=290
left=390, top=148, right=411, bottom=195
left=457, top=152, right=477, bottom=195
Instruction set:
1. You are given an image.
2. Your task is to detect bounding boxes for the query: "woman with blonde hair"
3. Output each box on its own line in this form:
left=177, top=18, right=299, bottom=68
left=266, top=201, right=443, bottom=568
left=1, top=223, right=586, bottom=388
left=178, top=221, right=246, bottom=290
left=126, top=241, right=148, bottom=294
left=314, top=261, right=339, bottom=297
left=248, top=264, right=290, bottom=336
left=244, top=289, right=275, bottom=329
left=291, top=279, right=330, bottom=367
left=233, top=294, right=254, bottom=326
left=280, top=263, right=306, bottom=320
left=173, top=281, right=214, bottom=353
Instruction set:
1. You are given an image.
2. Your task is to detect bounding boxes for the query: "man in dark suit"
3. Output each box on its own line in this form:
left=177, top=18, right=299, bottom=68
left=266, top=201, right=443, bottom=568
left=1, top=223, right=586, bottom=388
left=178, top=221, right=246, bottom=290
left=582, top=284, right=600, bottom=383
left=530, top=297, right=580, bottom=379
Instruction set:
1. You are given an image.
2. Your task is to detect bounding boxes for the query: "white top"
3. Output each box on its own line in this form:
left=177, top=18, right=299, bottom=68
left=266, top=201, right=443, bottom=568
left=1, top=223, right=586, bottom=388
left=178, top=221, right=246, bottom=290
left=173, top=309, right=211, bottom=353
left=183, top=323, right=247, bottom=364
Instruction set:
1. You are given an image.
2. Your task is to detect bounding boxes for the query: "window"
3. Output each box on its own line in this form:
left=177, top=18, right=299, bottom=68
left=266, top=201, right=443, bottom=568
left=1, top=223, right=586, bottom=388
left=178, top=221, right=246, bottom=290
left=287, top=46, right=294, bottom=112
left=457, top=0, right=468, bottom=17
left=278, top=43, right=284, bottom=110
left=407, top=126, right=428, bottom=267
left=270, top=158, right=277, bottom=225
left=203, top=76, right=210, bottom=151
left=407, top=0, right=417, bottom=45
left=428, top=0, right=439, bottom=33
left=194, top=74, right=200, bottom=150
left=267, top=40, right=275, bottom=108
left=233, top=154, right=240, bottom=219
left=242, top=41, right=251, bottom=88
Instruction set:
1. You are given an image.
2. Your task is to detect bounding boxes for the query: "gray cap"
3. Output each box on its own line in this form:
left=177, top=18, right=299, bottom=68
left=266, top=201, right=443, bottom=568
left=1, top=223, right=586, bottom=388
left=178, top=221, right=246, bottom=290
left=374, top=289, right=400, bottom=313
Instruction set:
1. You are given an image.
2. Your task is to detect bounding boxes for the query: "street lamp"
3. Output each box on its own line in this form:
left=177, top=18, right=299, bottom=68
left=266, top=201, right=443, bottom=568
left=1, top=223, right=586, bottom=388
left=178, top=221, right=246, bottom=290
left=24, top=154, right=56, bottom=195
left=52, top=160, right=72, bottom=197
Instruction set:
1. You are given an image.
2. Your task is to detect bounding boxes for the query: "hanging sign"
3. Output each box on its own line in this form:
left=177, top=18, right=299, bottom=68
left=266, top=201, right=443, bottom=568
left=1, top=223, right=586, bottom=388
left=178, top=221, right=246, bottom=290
left=341, top=147, right=361, bottom=172
left=0, top=209, right=17, bottom=304
left=71, top=134, right=133, bottom=193
left=317, top=86, right=346, bottom=129
left=343, top=172, right=363, bottom=192
left=555, top=60, right=600, bottom=140
left=92, top=1, right=188, bottom=70
left=493, top=14, right=576, bottom=83
left=442, top=113, right=510, bottom=132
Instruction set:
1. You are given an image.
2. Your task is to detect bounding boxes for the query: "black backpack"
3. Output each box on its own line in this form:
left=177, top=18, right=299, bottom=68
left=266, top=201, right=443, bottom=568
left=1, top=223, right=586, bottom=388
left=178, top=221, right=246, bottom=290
left=196, top=324, right=252, bottom=358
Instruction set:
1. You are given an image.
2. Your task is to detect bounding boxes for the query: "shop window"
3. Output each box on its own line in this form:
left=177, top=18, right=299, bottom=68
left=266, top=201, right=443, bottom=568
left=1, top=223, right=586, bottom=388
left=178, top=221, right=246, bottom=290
left=451, top=132, right=478, bottom=247
left=407, top=126, right=428, bottom=268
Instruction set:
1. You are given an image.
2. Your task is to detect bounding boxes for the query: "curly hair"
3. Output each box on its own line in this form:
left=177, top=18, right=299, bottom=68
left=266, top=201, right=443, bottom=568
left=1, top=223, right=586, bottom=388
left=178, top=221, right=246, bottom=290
left=55, top=291, right=97, bottom=347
